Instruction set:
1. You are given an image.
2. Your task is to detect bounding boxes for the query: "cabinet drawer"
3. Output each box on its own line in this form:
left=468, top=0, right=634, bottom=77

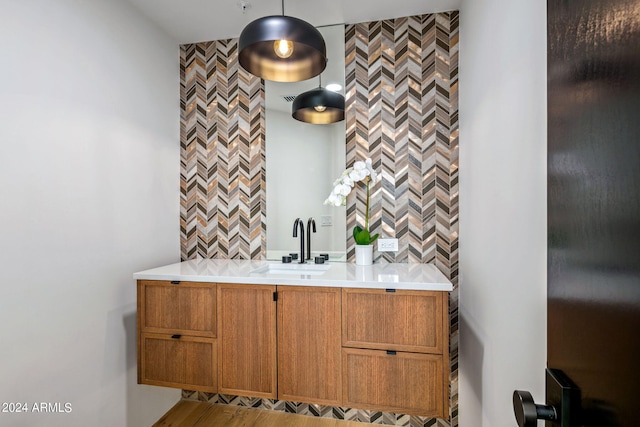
left=138, top=280, right=216, bottom=337
left=342, top=288, right=444, bottom=354
left=342, top=348, right=445, bottom=417
left=139, top=333, right=217, bottom=392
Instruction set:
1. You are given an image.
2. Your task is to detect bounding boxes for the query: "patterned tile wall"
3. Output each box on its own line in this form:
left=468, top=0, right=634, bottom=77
left=180, top=39, right=265, bottom=261
left=181, top=391, right=452, bottom=427
left=179, top=11, right=459, bottom=427
left=345, top=12, right=459, bottom=426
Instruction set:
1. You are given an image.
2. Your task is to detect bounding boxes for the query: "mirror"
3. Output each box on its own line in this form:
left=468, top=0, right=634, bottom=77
left=265, top=24, right=346, bottom=261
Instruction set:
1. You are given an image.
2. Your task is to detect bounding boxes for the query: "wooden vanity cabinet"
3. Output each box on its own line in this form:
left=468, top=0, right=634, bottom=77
left=341, top=288, right=449, bottom=418
left=277, top=286, right=342, bottom=405
left=217, top=283, right=277, bottom=398
left=137, top=280, right=449, bottom=418
left=137, top=280, right=217, bottom=392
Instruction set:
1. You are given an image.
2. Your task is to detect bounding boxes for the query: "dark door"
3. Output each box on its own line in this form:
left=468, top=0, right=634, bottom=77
left=545, top=0, right=640, bottom=426
left=515, top=0, right=640, bottom=426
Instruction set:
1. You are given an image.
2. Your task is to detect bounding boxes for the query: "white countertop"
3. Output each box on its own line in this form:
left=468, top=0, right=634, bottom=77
left=133, top=259, right=453, bottom=291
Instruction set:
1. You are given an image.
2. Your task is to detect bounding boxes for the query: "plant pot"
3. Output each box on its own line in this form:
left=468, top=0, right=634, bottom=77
left=355, top=244, right=373, bottom=265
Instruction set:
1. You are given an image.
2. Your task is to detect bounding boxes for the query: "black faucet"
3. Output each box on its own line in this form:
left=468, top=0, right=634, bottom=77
left=292, top=218, right=305, bottom=263
left=306, top=217, right=316, bottom=260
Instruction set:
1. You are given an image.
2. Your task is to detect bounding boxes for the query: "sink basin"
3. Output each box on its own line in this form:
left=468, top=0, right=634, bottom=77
left=251, top=263, right=331, bottom=276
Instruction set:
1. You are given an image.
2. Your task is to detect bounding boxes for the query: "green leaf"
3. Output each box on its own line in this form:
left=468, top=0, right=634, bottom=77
left=353, top=227, right=378, bottom=245
left=353, top=225, right=363, bottom=241
left=354, top=230, right=369, bottom=245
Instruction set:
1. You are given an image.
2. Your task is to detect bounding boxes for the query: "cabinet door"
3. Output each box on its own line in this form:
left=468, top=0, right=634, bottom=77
left=138, top=280, right=216, bottom=338
left=342, top=348, right=444, bottom=417
left=342, top=288, right=444, bottom=354
left=217, top=283, right=277, bottom=398
left=277, top=286, right=342, bottom=405
left=140, top=333, right=217, bottom=392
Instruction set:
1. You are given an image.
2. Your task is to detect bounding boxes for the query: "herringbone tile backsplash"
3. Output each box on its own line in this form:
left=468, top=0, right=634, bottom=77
left=345, top=12, right=459, bottom=425
left=179, top=11, right=458, bottom=427
left=180, top=39, right=265, bottom=261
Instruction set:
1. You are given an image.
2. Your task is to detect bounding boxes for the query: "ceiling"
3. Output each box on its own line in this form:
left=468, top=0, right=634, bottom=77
left=124, top=0, right=461, bottom=44
left=125, top=0, right=461, bottom=114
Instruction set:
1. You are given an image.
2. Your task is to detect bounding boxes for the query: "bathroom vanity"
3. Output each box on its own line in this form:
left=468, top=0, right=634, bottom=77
left=134, top=259, right=453, bottom=418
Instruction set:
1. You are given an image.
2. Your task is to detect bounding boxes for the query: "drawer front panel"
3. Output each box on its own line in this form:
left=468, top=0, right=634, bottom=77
left=342, top=348, right=444, bottom=417
left=342, top=288, right=443, bottom=353
left=140, top=333, right=217, bottom=392
left=139, top=281, right=216, bottom=337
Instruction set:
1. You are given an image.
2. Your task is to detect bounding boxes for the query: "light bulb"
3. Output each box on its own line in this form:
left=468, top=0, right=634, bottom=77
left=274, top=39, right=294, bottom=59
left=314, top=105, right=327, bottom=112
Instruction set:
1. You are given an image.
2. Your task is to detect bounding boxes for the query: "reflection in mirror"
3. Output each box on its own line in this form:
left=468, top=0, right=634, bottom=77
left=265, top=25, right=346, bottom=261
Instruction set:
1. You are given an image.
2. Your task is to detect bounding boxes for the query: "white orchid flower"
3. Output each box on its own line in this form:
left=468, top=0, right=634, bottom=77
left=323, top=193, right=344, bottom=206
left=342, top=175, right=354, bottom=187
left=335, top=183, right=352, bottom=196
left=324, top=157, right=379, bottom=246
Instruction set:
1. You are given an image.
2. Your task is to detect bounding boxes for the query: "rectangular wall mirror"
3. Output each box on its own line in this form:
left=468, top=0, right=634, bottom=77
left=265, top=24, right=346, bottom=261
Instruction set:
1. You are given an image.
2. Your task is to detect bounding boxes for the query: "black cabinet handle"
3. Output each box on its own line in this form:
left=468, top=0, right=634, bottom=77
left=170, top=281, right=180, bottom=285
left=386, top=350, right=397, bottom=355
left=171, top=334, right=182, bottom=339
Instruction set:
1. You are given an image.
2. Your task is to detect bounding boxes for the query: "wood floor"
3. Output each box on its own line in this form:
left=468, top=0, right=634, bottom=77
left=154, top=400, right=370, bottom=427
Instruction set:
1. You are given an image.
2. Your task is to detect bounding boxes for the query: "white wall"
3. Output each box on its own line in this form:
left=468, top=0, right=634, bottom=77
left=458, top=1, right=547, bottom=426
left=0, top=1, right=180, bottom=425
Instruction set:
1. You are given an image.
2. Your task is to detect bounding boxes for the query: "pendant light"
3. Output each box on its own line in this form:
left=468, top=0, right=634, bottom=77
left=292, top=75, right=345, bottom=124
left=238, top=0, right=327, bottom=82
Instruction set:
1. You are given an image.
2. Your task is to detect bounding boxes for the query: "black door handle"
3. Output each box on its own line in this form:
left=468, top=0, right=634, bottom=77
left=514, top=369, right=581, bottom=427
left=513, top=390, right=557, bottom=427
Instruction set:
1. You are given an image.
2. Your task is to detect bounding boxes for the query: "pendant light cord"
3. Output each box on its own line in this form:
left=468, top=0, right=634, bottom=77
left=281, top=0, right=285, bottom=16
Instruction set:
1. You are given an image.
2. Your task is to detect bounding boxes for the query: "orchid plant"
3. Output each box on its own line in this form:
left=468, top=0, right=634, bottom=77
left=324, top=158, right=380, bottom=245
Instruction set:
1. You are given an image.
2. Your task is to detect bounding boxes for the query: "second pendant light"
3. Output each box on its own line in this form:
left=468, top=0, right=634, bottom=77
left=292, top=82, right=345, bottom=124
left=292, top=71, right=344, bottom=124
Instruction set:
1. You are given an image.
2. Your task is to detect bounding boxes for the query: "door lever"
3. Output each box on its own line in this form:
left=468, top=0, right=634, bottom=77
left=513, top=368, right=580, bottom=427
left=513, top=390, right=557, bottom=426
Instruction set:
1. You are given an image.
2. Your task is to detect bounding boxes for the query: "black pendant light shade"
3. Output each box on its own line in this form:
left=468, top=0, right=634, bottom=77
left=238, top=15, right=327, bottom=82
left=292, top=87, right=345, bottom=124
